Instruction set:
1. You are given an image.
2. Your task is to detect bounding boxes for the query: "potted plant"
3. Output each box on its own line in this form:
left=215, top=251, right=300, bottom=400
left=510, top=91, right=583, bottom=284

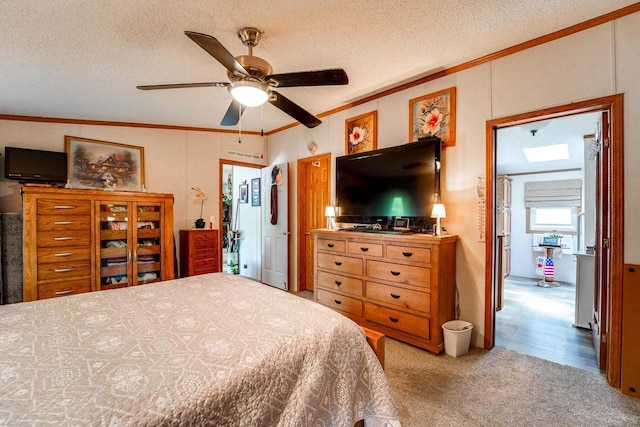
left=191, top=186, right=207, bottom=228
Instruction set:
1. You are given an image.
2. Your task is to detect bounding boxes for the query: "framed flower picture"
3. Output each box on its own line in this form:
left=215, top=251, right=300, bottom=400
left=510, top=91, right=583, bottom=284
left=345, top=110, right=377, bottom=155
left=409, top=87, right=456, bottom=147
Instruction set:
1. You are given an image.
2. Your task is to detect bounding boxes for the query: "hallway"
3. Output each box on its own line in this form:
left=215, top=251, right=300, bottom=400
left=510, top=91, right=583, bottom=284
left=495, top=276, right=599, bottom=373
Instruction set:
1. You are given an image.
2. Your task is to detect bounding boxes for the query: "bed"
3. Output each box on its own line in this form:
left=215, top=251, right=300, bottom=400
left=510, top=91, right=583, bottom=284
left=0, top=273, right=400, bottom=426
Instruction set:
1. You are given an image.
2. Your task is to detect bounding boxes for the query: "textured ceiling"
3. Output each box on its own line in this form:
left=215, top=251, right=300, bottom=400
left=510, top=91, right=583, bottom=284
left=0, top=1, right=636, bottom=132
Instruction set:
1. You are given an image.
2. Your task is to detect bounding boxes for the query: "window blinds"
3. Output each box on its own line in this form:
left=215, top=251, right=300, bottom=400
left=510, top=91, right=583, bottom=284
left=524, top=179, right=582, bottom=207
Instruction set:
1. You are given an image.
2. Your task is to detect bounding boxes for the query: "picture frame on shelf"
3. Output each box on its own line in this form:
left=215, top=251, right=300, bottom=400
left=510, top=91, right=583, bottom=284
left=239, top=183, right=248, bottom=203
left=251, top=178, right=261, bottom=206
left=409, top=87, right=456, bottom=147
left=345, top=110, right=377, bottom=155
left=65, top=136, right=145, bottom=191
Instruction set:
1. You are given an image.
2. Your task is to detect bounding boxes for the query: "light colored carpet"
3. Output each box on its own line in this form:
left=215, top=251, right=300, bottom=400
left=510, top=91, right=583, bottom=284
left=385, top=338, right=640, bottom=426
left=293, top=290, right=640, bottom=425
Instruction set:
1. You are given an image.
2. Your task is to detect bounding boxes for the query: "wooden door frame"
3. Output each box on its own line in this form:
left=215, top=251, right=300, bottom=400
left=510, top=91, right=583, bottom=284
left=218, top=159, right=263, bottom=274
left=297, top=153, right=332, bottom=292
left=484, top=94, right=624, bottom=388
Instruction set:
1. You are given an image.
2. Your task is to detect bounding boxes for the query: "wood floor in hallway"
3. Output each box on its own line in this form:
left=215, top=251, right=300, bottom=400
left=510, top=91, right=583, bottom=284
left=496, top=276, right=600, bottom=373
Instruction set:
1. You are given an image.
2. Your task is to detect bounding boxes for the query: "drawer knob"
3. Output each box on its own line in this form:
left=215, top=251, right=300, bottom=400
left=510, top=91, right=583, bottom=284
left=54, top=268, right=75, bottom=273
left=402, top=252, right=413, bottom=257
left=54, top=221, right=73, bottom=225
left=389, top=317, right=399, bottom=323
left=334, top=261, right=342, bottom=266
left=54, top=205, right=76, bottom=209
left=334, top=299, right=342, bottom=305
left=360, top=247, right=369, bottom=252
left=390, top=270, right=400, bottom=276
left=54, top=237, right=73, bottom=241
left=334, top=280, right=342, bottom=286
left=390, top=293, right=401, bottom=299
left=55, top=289, right=76, bottom=295
left=327, top=243, right=335, bottom=248
left=54, top=252, right=74, bottom=257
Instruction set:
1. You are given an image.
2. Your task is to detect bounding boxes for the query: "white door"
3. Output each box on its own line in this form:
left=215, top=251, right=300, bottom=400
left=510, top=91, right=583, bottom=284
left=261, top=163, right=289, bottom=290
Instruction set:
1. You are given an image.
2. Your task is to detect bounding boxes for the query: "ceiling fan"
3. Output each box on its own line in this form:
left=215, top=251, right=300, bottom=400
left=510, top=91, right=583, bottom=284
left=137, top=27, right=349, bottom=128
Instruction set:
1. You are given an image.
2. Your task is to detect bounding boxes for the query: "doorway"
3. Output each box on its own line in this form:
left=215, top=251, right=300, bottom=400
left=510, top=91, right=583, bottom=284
left=484, top=94, right=624, bottom=388
left=219, top=159, right=262, bottom=279
left=494, top=112, right=599, bottom=372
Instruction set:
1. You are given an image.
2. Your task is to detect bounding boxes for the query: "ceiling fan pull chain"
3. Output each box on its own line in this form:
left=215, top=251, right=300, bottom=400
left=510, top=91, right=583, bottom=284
left=238, top=104, right=242, bottom=143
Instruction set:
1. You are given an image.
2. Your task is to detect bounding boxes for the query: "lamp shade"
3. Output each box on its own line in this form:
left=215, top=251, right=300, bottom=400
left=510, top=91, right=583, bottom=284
left=431, top=203, right=446, bottom=219
left=325, top=206, right=336, bottom=217
left=229, top=81, right=269, bottom=107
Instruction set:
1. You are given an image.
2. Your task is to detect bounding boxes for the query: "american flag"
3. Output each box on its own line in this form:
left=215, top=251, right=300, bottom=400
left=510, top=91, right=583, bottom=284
left=544, top=257, right=555, bottom=277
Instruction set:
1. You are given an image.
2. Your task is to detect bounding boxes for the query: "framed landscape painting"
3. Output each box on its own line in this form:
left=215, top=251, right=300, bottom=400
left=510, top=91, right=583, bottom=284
left=345, top=110, right=377, bottom=155
left=65, top=136, right=145, bottom=191
left=409, top=87, right=456, bottom=147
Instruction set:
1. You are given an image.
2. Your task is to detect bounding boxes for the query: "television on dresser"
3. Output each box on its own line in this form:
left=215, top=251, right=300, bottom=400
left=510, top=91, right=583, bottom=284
left=4, top=146, right=68, bottom=183
left=336, top=137, right=442, bottom=230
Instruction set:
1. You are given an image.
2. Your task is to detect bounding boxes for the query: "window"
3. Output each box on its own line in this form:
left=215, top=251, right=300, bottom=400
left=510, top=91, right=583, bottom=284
left=524, top=179, right=581, bottom=235
left=526, top=206, right=578, bottom=234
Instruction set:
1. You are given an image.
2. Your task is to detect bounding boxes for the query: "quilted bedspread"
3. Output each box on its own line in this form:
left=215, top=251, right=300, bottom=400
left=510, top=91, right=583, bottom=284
left=0, top=273, right=399, bottom=426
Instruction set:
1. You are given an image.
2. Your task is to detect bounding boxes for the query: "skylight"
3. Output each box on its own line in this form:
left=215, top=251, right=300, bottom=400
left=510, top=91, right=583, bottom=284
left=523, top=144, right=569, bottom=163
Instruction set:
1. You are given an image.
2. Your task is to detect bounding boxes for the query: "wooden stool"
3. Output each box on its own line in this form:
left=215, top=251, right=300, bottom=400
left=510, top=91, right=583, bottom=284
left=361, top=326, right=385, bottom=369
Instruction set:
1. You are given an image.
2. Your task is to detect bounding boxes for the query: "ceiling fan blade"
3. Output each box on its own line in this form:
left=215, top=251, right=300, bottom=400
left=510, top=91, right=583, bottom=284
left=137, top=82, right=228, bottom=90
left=269, top=91, right=321, bottom=128
left=220, top=99, right=246, bottom=126
left=267, top=68, right=348, bottom=87
left=184, top=31, right=249, bottom=77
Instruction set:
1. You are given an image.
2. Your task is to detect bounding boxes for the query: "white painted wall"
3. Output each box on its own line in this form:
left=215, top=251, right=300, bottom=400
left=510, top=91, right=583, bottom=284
left=267, top=14, right=640, bottom=348
left=0, top=122, right=266, bottom=274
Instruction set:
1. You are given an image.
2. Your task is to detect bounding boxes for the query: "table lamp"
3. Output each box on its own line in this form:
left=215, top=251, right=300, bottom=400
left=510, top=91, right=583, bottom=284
left=325, top=206, right=336, bottom=230
left=431, top=203, right=446, bottom=236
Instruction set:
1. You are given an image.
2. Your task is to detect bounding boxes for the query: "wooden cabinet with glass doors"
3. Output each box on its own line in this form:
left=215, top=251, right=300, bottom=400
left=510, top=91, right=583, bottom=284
left=22, top=187, right=175, bottom=301
left=97, top=200, right=168, bottom=290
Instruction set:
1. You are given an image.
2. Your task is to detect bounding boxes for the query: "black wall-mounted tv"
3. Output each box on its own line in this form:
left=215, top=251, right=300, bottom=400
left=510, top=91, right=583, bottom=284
left=4, top=146, right=68, bottom=183
left=336, top=137, right=441, bottom=229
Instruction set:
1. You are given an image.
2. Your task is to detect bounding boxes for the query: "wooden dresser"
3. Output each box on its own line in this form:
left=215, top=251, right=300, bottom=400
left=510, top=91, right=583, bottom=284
left=179, top=229, right=220, bottom=277
left=23, top=187, right=175, bottom=301
left=312, top=229, right=457, bottom=354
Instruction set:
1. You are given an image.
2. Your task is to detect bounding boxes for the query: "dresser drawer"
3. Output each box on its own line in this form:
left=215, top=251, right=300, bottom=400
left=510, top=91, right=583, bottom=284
left=37, top=260, right=92, bottom=281
left=386, top=245, right=431, bottom=264
left=38, top=278, right=91, bottom=300
left=366, top=281, right=431, bottom=313
left=365, top=302, right=430, bottom=339
left=194, top=247, right=217, bottom=259
left=317, top=253, right=362, bottom=275
left=38, top=246, right=91, bottom=264
left=317, top=270, right=363, bottom=296
left=37, top=215, right=92, bottom=232
left=317, top=238, right=346, bottom=253
left=37, top=199, right=91, bottom=215
left=367, top=260, right=430, bottom=288
left=348, top=241, right=383, bottom=257
left=37, top=230, right=91, bottom=248
left=317, top=289, right=363, bottom=317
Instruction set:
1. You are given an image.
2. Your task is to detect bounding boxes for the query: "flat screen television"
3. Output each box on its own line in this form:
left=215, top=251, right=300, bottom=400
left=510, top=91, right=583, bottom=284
left=4, top=146, right=68, bottom=183
left=336, top=137, right=441, bottom=229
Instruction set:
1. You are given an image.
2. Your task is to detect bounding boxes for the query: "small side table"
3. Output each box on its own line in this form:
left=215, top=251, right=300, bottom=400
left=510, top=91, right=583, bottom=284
left=538, top=246, right=560, bottom=287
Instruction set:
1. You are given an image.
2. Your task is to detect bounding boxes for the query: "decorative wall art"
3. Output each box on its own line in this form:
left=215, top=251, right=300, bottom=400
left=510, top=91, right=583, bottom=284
left=251, top=178, right=261, bottom=206
left=345, top=110, right=377, bottom=155
left=65, top=136, right=145, bottom=191
left=239, top=183, right=248, bottom=203
left=409, top=87, right=456, bottom=147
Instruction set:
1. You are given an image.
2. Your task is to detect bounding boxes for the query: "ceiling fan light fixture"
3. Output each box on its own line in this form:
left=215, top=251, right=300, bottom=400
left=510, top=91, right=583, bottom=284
left=229, top=81, right=270, bottom=107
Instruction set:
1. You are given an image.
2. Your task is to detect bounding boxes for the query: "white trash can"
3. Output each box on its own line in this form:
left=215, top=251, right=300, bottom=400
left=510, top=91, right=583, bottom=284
left=442, top=320, right=473, bottom=357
